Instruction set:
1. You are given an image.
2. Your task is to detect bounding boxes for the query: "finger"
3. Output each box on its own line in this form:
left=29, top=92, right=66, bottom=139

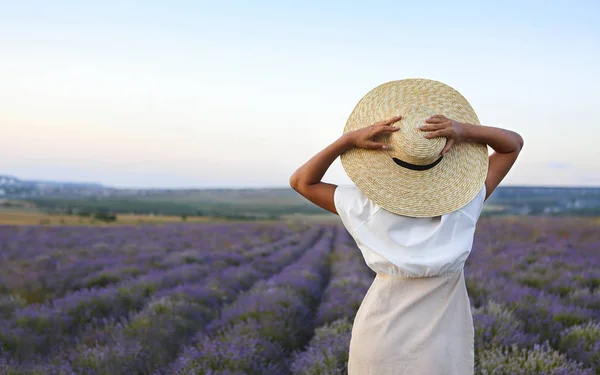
left=374, top=124, right=401, bottom=133
left=424, top=117, right=446, bottom=124
left=372, top=116, right=402, bottom=127
left=384, top=115, right=402, bottom=125
left=441, top=138, right=455, bottom=156
left=424, top=129, right=452, bottom=139
left=365, top=141, right=388, bottom=149
left=418, top=123, right=446, bottom=131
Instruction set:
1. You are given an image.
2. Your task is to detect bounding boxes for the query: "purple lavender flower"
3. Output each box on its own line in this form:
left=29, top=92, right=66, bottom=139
left=1, top=217, right=599, bottom=374
left=559, top=321, right=600, bottom=371
left=474, top=341, right=594, bottom=375
left=290, top=318, right=353, bottom=375
left=472, top=300, right=541, bottom=350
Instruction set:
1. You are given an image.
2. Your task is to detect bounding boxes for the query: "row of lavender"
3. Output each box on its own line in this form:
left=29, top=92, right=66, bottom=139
left=291, top=218, right=600, bottom=375
left=162, top=224, right=337, bottom=374
left=1, top=232, right=313, bottom=358
left=1, top=217, right=599, bottom=374
left=295, top=218, right=600, bottom=375
left=289, top=226, right=374, bottom=375
left=214, top=217, right=600, bottom=375
left=465, top=217, right=600, bottom=374
left=59, top=226, right=331, bottom=374
left=0, top=222, right=319, bottom=372
left=0, top=222, right=376, bottom=374
left=0, top=223, right=295, bottom=303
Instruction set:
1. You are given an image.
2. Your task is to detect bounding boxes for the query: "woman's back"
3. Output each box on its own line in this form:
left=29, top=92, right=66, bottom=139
left=335, top=184, right=486, bottom=277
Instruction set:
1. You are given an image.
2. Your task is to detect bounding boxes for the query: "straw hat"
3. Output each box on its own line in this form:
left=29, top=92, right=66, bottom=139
left=340, top=78, right=488, bottom=218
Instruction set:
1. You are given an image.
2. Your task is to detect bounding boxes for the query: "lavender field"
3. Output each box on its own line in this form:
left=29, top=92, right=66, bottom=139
left=0, top=217, right=598, bottom=375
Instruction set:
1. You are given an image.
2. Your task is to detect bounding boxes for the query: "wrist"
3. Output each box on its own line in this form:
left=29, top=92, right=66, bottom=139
left=460, top=122, right=477, bottom=142
left=339, top=133, right=355, bottom=151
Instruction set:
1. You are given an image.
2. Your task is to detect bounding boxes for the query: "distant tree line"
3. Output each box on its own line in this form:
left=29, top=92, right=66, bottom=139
left=20, top=193, right=600, bottom=220
left=74, top=209, right=117, bottom=222
left=24, top=196, right=323, bottom=221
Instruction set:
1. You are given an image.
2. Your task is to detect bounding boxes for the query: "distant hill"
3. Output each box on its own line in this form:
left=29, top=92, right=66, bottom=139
left=1, top=175, right=599, bottom=218
left=0, top=175, right=107, bottom=197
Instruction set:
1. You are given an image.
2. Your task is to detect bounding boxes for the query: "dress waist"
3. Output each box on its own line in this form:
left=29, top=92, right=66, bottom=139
left=376, top=267, right=463, bottom=279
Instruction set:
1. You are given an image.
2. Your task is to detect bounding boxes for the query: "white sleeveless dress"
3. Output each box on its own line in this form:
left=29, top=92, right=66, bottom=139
left=334, top=184, right=486, bottom=375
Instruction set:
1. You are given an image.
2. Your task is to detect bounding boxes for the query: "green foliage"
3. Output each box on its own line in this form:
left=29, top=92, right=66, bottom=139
left=559, top=322, right=600, bottom=371
left=292, top=318, right=352, bottom=375
left=84, top=273, right=121, bottom=289
left=473, top=300, right=531, bottom=350
left=475, top=342, right=593, bottom=375
left=26, top=196, right=307, bottom=220
left=0, top=296, right=27, bottom=319
left=93, top=211, right=117, bottom=222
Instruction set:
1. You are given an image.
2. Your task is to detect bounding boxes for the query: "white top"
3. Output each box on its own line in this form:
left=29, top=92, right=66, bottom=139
left=334, top=184, right=486, bottom=277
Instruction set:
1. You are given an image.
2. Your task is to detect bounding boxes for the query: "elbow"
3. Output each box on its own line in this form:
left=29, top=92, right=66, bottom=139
left=289, top=174, right=301, bottom=192
left=516, top=133, right=524, bottom=152
left=289, top=173, right=311, bottom=194
left=507, top=130, right=524, bottom=153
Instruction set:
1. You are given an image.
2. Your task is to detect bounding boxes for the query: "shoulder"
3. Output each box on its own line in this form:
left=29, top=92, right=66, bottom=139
left=454, top=184, right=487, bottom=222
left=334, top=185, right=380, bottom=233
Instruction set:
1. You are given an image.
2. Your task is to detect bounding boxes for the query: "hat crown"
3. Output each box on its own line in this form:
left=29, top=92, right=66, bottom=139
left=388, top=106, right=445, bottom=165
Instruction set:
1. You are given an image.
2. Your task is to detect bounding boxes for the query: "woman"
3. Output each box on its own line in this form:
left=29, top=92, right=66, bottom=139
left=290, top=79, right=523, bottom=374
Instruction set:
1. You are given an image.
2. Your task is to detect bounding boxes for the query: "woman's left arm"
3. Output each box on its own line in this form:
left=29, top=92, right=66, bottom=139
left=289, top=116, right=402, bottom=214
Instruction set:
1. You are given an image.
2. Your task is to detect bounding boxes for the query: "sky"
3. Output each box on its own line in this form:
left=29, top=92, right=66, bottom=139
left=1, top=0, right=599, bottom=188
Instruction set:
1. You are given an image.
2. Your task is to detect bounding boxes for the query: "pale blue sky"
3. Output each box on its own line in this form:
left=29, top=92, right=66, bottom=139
left=1, top=0, right=599, bottom=188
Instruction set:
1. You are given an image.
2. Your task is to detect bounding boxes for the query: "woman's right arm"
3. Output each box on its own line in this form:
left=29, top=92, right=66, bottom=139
left=419, top=115, right=524, bottom=200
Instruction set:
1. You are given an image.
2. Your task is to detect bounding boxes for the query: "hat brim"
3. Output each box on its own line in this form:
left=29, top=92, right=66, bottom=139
left=340, top=79, right=489, bottom=217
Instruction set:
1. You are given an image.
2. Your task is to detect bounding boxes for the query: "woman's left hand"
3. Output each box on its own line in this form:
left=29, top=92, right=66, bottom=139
left=344, top=116, right=402, bottom=150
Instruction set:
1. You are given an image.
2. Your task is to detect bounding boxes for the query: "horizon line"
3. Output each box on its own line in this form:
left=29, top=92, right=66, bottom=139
left=2, top=174, right=599, bottom=190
